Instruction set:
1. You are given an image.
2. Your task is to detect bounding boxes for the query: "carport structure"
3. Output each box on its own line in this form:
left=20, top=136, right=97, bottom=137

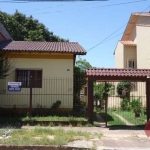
left=86, top=68, right=150, bottom=124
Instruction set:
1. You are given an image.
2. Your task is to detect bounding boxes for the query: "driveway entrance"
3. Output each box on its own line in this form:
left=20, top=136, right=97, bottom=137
left=86, top=68, right=150, bottom=126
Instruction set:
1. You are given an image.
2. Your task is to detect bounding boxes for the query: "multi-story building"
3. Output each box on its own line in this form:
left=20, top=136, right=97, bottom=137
left=114, top=12, right=150, bottom=105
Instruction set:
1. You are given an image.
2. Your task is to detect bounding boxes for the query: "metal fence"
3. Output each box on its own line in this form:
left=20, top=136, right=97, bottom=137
left=0, top=77, right=86, bottom=117
left=94, top=81, right=147, bottom=127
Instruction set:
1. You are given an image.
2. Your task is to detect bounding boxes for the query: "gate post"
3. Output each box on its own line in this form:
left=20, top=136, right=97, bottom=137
left=88, top=79, right=93, bottom=124
left=29, top=75, right=33, bottom=116
left=146, top=78, right=150, bottom=121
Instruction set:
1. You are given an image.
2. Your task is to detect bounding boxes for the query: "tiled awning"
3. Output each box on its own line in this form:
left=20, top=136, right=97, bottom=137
left=86, top=68, right=150, bottom=80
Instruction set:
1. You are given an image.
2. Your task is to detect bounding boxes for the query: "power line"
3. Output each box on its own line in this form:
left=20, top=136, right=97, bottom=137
left=22, top=1, right=100, bottom=13
left=0, top=0, right=29, bottom=3
left=30, top=0, right=146, bottom=15
left=86, top=5, right=150, bottom=53
left=87, top=25, right=126, bottom=53
left=0, top=0, right=108, bottom=2
left=22, top=4, right=64, bottom=13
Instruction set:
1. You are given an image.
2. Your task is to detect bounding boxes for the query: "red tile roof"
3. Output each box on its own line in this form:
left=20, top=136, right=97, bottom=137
left=120, top=40, right=136, bottom=46
left=86, top=68, right=150, bottom=77
left=0, top=40, right=86, bottom=55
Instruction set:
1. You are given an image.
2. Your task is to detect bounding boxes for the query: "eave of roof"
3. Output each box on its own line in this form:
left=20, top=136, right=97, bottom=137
left=86, top=68, right=150, bottom=78
left=121, top=12, right=150, bottom=41
left=120, top=40, right=136, bottom=46
left=0, top=40, right=86, bottom=55
left=137, top=24, right=150, bottom=27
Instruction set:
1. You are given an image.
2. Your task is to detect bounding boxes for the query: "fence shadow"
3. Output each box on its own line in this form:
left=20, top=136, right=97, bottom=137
left=0, top=117, right=22, bottom=129
left=107, top=125, right=145, bottom=130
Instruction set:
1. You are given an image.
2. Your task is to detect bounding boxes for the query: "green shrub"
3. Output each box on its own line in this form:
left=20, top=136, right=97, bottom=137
left=130, top=98, right=142, bottom=114
left=120, top=98, right=130, bottom=111
left=51, top=100, right=61, bottom=109
left=117, top=82, right=132, bottom=98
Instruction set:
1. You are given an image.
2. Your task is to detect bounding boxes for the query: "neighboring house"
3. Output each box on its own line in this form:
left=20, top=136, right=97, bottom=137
left=0, top=23, right=86, bottom=110
left=114, top=12, right=150, bottom=104
left=0, top=22, right=12, bottom=42
left=114, top=12, right=150, bottom=69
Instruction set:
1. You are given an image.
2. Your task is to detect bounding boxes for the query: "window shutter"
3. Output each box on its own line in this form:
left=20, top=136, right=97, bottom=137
left=126, top=59, right=129, bottom=69
left=127, top=59, right=132, bottom=69
left=134, top=60, right=137, bottom=69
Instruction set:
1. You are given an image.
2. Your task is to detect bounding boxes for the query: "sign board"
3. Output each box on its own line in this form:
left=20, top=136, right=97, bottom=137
left=8, top=82, right=22, bottom=92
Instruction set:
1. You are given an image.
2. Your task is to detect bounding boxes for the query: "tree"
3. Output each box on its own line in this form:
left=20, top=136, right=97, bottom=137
left=76, top=58, right=92, bottom=71
left=94, top=82, right=114, bottom=109
left=0, top=52, right=11, bottom=78
left=74, top=67, right=87, bottom=97
left=117, top=81, right=132, bottom=110
left=74, top=58, right=92, bottom=97
left=73, top=59, right=92, bottom=111
left=0, top=10, right=68, bottom=78
left=0, top=10, right=68, bottom=42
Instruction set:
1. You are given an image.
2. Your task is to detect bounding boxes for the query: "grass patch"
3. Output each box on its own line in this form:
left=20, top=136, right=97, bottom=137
left=94, top=107, right=147, bottom=127
left=0, top=116, right=88, bottom=128
left=0, top=128, right=102, bottom=146
left=101, top=111, right=126, bottom=126
left=112, top=109, right=147, bottom=126
left=22, top=116, right=87, bottom=122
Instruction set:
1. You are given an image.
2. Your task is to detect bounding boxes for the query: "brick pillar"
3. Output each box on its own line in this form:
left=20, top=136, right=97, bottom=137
left=88, top=79, right=93, bottom=124
left=146, top=79, right=150, bottom=121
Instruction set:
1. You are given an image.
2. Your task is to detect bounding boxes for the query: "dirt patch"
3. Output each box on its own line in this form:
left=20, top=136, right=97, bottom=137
left=33, top=136, right=42, bottom=140
left=47, top=135, right=55, bottom=140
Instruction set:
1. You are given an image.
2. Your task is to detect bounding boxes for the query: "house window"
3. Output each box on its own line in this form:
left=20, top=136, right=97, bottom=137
left=16, top=69, right=42, bottom=88
left=127, top=59, right=137, bottom=69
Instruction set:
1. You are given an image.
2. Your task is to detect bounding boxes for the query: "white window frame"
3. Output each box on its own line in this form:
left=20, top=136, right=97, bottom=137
left=127, top=59, right=137, bottom=69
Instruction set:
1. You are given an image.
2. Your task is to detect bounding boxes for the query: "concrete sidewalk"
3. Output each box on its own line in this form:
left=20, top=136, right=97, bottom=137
left=22, top=126, right=150, bottom=150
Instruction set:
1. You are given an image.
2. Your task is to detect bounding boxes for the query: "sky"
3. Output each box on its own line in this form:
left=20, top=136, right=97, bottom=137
left=0, top=0, right=150, bottom=68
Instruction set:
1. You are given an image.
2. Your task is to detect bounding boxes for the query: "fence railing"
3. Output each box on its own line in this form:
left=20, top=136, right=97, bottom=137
left=0, top=77, right=88, bottom=118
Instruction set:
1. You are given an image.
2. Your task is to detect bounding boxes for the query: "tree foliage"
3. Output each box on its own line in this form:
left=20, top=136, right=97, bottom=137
left=74, top=66, right=87, bottom=97
left=94, top=82, right=114, bottom=109
left=0, top=10, right=69, bottom=77
left=73, top=59, right=92, bottom=108
left=117, top=82, right=132, bottom=111
left=0, top=10, right=68, bottom=42
left=117, top=82, right=132, bottom=97
left=0, top=52, right=11, bottom=78
left=76, top=58, right=92, bottom=71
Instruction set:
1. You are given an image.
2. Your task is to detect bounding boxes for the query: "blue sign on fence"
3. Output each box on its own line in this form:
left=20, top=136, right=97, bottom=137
left=8, top=82, right=22, bottom=92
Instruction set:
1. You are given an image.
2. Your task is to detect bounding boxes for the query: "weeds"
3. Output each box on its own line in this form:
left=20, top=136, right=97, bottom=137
left=0, top=128, right=95, bottom=146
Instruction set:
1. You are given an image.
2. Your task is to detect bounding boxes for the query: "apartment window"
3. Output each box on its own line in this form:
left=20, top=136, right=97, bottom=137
left=127, top=59, right=137, bottom=69
left=16, top=69, right=42, bottom=88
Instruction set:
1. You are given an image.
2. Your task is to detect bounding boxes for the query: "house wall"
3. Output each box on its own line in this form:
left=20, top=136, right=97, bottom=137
left=124, top=46, right=136, bottom=68
left=113, top=15, right=150, bottom=106
left=115, top=42, right=124, bottom=68
left=0, top=53, right=74, bottom=109
left=136, top=25, right=150, bottom=69
left=129, top=27, right=136, bottom=42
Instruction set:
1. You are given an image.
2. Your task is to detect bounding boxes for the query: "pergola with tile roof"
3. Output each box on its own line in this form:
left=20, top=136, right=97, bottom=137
left=86, top=68, right=150, bottom=124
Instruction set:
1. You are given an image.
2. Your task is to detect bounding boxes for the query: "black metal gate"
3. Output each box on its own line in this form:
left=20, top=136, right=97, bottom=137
left=93, top=81, right=147, bottom=128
